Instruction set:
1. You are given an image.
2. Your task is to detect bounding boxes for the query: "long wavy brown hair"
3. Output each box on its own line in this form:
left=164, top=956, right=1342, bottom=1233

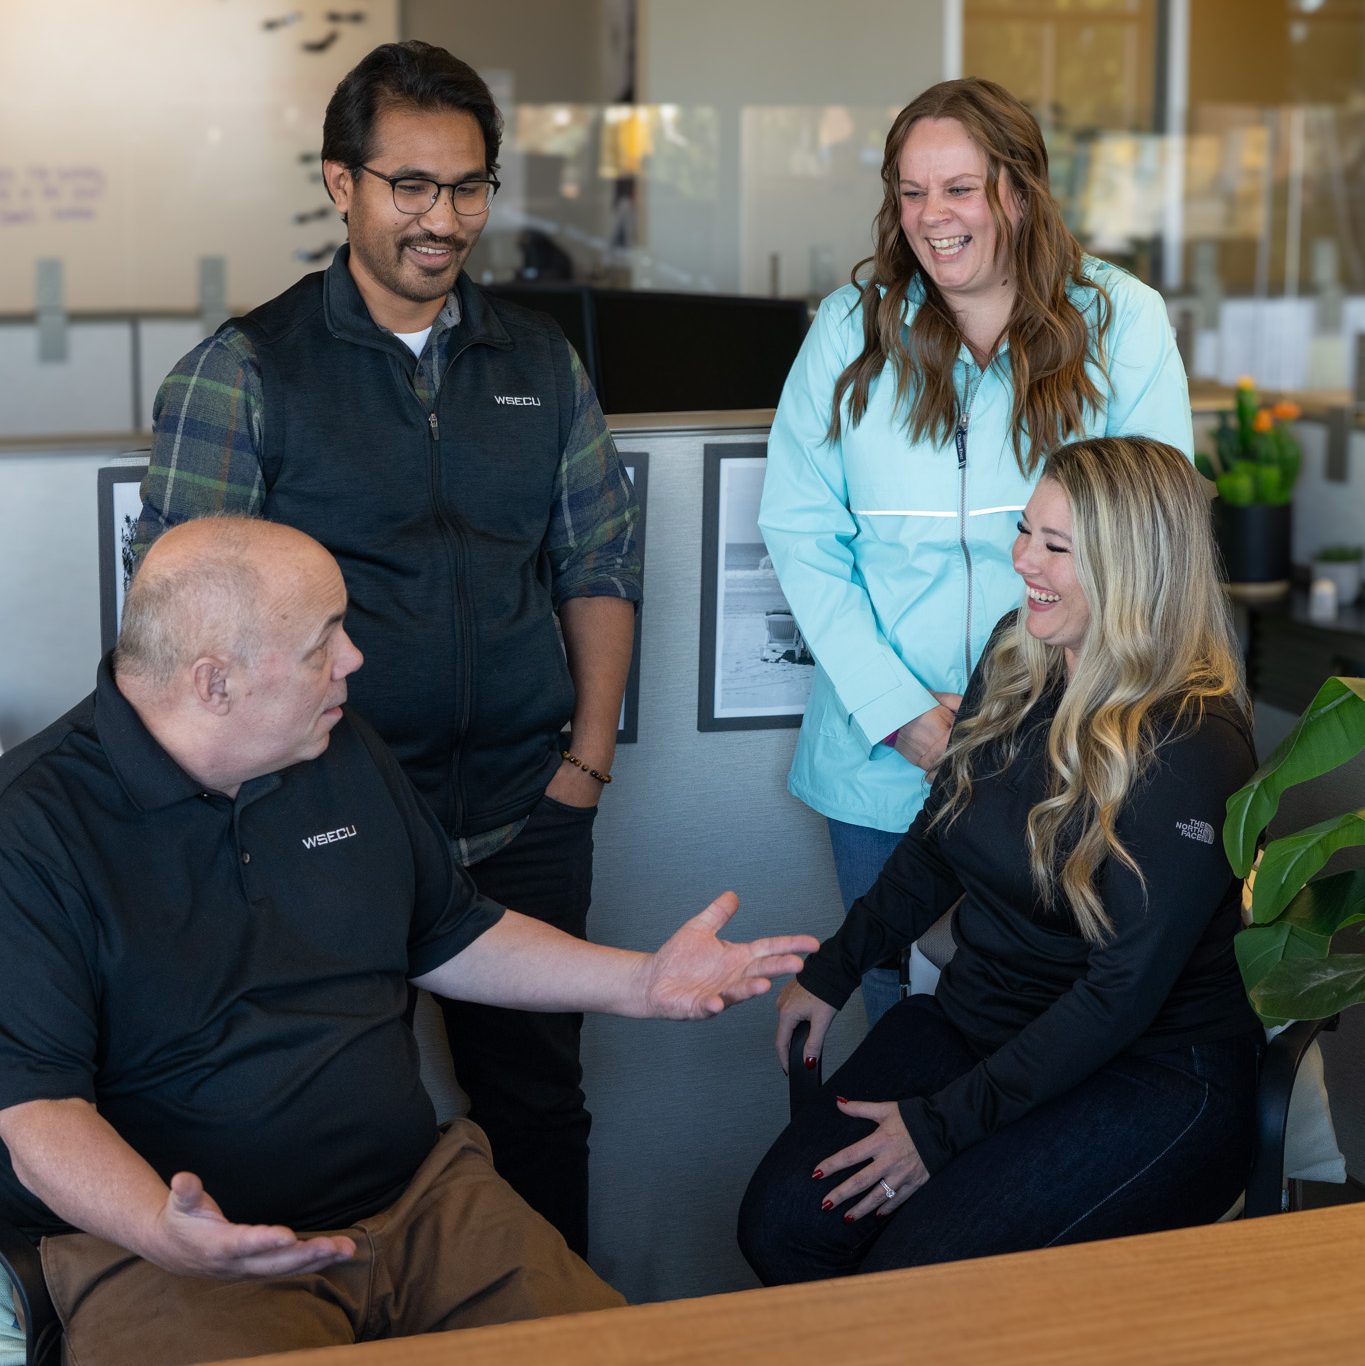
left=931, top=438, right=1248, bottom=942
left=829, top=78, right=1111, bottom=474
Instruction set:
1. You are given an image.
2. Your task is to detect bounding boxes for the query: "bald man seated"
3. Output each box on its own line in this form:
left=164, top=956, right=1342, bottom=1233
left=0, top=517, right=816, bottom=1366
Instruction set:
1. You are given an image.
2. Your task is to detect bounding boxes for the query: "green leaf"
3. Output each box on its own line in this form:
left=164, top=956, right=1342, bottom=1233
left=1214, top=417, right=1239, bottom=468
left=1249, top=810, right=1365, bottom=923
left=1216, top=468, right=1256, bottom=506
left=1250, top=954, right=1365, bottom=1021
left=1236, top=871, right=1365, bottom=1024
left=1237, top=921, right=1332, bottom=1021
left=1253, top=465, right=1279, bottom=502
left=1277, top=869, right=1365, bottom=940
left=1223, top=677, right=1365, bottom=876
left=1194, top=451, right=1217, bottom=482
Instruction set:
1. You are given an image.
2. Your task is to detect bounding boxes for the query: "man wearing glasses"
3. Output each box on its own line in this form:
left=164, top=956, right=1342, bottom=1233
left=134, top=41, right=640, bottom=1261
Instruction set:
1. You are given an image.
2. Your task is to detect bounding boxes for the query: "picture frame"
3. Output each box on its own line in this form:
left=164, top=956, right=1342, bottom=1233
left=97, top=461, right=150, bottom=653
left=617, top=451, right=649, bottom=744
left=697, top=442, right=813, bottom=731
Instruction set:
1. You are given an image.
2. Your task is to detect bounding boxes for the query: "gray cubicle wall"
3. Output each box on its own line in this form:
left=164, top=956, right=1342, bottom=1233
left=580, top=420, right=859, bottom=1303
left=0, top=443, right=125, bottom=745
left=4, top=413, right=1362, bottom=1302
left=0, top=416, right=860, bottom=1305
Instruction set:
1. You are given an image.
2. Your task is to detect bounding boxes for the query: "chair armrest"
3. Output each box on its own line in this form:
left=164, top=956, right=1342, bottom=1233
left=787, top=1021, right=823, bottom=1118
left=0, top=1217, right=59, bottom=1366
left=1243, top=1015, right=1340, bottom=1219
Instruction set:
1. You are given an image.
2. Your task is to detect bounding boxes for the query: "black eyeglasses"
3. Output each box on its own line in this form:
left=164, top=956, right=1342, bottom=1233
left=355, top=165, right=500, bottom=217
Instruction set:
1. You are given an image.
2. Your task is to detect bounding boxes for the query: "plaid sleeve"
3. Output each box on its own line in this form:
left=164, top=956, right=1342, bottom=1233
left=546, top=342, right=642, bottom=606
left=132, top=326, right=267, bottom=566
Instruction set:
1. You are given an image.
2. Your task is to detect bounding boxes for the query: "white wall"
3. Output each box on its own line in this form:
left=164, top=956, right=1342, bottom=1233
left=402, top=0, right=612, bottom=102
left=0, top=1, right=400, bottom=315
left=635, top=0, right=949, bottom=295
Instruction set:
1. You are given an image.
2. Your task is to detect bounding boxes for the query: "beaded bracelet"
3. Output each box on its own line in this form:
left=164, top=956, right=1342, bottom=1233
left=561, top=749, right=613, bottom=784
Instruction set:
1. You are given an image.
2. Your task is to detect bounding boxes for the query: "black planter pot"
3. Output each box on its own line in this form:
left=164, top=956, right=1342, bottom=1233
left=1213, top=500, right=1292, bottom=587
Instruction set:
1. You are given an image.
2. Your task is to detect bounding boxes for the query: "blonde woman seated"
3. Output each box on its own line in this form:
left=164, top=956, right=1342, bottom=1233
left=739, top=436, right=1263, bottom=1282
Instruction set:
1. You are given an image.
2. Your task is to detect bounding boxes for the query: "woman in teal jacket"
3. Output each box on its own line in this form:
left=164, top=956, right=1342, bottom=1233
left=758, top=78, right=1194, bottom=1024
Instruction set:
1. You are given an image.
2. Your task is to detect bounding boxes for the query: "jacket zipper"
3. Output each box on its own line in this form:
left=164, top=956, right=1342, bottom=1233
left=410, top=336, right=478, bottom=838
left=956, top=365, right=983, bottom=683
left=424, top=404, right=471, bottom=834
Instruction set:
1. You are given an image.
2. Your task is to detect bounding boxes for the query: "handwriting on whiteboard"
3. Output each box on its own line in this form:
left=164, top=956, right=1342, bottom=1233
left=0, top=166, right=107, bottom=227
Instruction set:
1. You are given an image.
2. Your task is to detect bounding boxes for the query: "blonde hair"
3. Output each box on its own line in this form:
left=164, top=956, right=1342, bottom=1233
left=933, top=437, right=1247, bottom=941
left=829, top=78, right=1111, bottom=475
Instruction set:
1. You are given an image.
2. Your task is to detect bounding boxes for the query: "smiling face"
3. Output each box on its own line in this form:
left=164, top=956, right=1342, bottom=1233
left=324, top=103, right=489, bottom=332
left=229, top=544, right=365, bottom=781
left=1013, top=477, right=1090, bottom=674
left=897, top=117, right=1022, bottom=311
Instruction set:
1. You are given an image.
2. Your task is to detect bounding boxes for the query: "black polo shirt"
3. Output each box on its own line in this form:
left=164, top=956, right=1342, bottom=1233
left=0, top=657, right=503, bottom=1240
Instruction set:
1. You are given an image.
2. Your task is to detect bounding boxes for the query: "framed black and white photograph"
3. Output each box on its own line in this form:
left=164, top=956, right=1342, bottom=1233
left=697, top=442, right=814, bottom=731
left=98, top=462, right=150, bottom=653
left=617, top=451, right=648, bottom=743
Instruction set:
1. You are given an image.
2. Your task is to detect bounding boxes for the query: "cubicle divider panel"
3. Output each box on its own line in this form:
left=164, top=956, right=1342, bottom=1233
left=0, top=417, right=861, bottom=1309
left=583, top=418, right=860, bottom=1305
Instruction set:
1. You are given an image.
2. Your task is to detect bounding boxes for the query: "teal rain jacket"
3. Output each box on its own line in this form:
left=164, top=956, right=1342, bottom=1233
left=759, top=258, right=1194, bottom=833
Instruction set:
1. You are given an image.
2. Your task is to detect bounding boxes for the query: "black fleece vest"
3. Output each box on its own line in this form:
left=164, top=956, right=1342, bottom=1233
left=233, top=252, right=575, bottom=836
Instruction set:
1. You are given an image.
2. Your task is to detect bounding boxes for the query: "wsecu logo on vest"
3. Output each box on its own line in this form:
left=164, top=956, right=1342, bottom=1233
left=301, top=825, right=358, bottom=850
left=493, top=395, right=542, bottom=406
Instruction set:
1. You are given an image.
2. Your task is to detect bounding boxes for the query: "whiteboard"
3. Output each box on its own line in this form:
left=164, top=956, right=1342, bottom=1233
left=0, top=0, right=398, bottom=314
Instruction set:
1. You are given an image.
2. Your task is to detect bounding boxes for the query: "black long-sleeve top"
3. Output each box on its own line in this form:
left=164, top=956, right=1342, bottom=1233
left=798, top=648, right=1262, bottom=1174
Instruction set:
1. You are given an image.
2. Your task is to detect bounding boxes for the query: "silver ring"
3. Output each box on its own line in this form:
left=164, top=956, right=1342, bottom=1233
left=879, top=1178, right=897, bottom=1200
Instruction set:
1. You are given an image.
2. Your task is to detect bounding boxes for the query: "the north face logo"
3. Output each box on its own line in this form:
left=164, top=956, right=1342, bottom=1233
left=1175, top=818, right=1215, bottom=845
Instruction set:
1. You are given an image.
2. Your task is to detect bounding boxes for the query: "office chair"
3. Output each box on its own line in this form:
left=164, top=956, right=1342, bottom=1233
left=0, top=1217, right=56, bottom=1366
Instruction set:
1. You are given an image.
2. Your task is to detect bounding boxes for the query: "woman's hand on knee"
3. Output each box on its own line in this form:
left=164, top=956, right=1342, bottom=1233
left=775, top=979, right=837, bottom=1075
left=816, top=1099, right=928, bottom=1220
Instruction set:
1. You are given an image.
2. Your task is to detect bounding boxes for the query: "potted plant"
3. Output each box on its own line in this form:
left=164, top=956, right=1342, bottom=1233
left=1312, top=545, right=1363, bottom=608
left=1226, top=675, right=1365, bottom=1025
left=1196, top=377, right=1302, bottom=592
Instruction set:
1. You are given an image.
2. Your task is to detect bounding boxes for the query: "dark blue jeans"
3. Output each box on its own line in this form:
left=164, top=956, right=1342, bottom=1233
left=738, top=995, right=1261, bottom=1284
left=439, top=792, right=597, bottom=1257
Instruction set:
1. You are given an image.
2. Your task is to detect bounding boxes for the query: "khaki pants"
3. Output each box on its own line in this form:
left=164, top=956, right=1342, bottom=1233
left=42, top=1121, right=624, bottom=1366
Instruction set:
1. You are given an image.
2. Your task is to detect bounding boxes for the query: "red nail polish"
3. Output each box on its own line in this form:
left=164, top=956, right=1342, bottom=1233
left=804, top=1055, right=818, bottom=1070
left=843, top=1213, right=855, bottom=1224
left=812, top=1168, right=823, bottom=1179
left=836, top=1096, right=848, bottom=1104
left=821, top=1200, right=833, bottom=1211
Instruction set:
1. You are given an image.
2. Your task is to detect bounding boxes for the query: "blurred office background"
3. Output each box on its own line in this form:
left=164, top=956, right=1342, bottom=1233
left=2, top=0, right=1364, bottom=1304
left=4, top=1, right=1365, bottom=396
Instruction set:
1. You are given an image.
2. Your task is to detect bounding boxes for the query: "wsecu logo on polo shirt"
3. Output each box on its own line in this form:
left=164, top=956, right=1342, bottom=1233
left=301, top=824, right=358, bottom=850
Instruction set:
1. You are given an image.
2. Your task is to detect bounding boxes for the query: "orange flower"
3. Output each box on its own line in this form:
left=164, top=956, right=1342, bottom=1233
left=1252, top=408, right=1274, bottom=433
left=1272, top=400, right=1302, bottom=421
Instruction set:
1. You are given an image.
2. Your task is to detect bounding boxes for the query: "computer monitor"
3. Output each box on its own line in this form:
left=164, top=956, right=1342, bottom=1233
left=589, top=289, right=809, bottom=415
left=480, top=282, right=599, bottom=390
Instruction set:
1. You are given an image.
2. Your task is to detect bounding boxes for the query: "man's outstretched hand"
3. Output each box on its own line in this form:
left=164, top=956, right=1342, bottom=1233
left=148, top=1172, right=357, bottom=1280
left=639, top=892, right=819, bottom=1020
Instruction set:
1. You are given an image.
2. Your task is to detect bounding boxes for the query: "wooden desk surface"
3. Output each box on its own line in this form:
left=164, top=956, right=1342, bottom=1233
left=206, top=1203, right=1365, bottom=1366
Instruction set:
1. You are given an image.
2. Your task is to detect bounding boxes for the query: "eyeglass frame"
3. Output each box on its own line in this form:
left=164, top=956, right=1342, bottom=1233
left=353, top=164, right=501, bottom=217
